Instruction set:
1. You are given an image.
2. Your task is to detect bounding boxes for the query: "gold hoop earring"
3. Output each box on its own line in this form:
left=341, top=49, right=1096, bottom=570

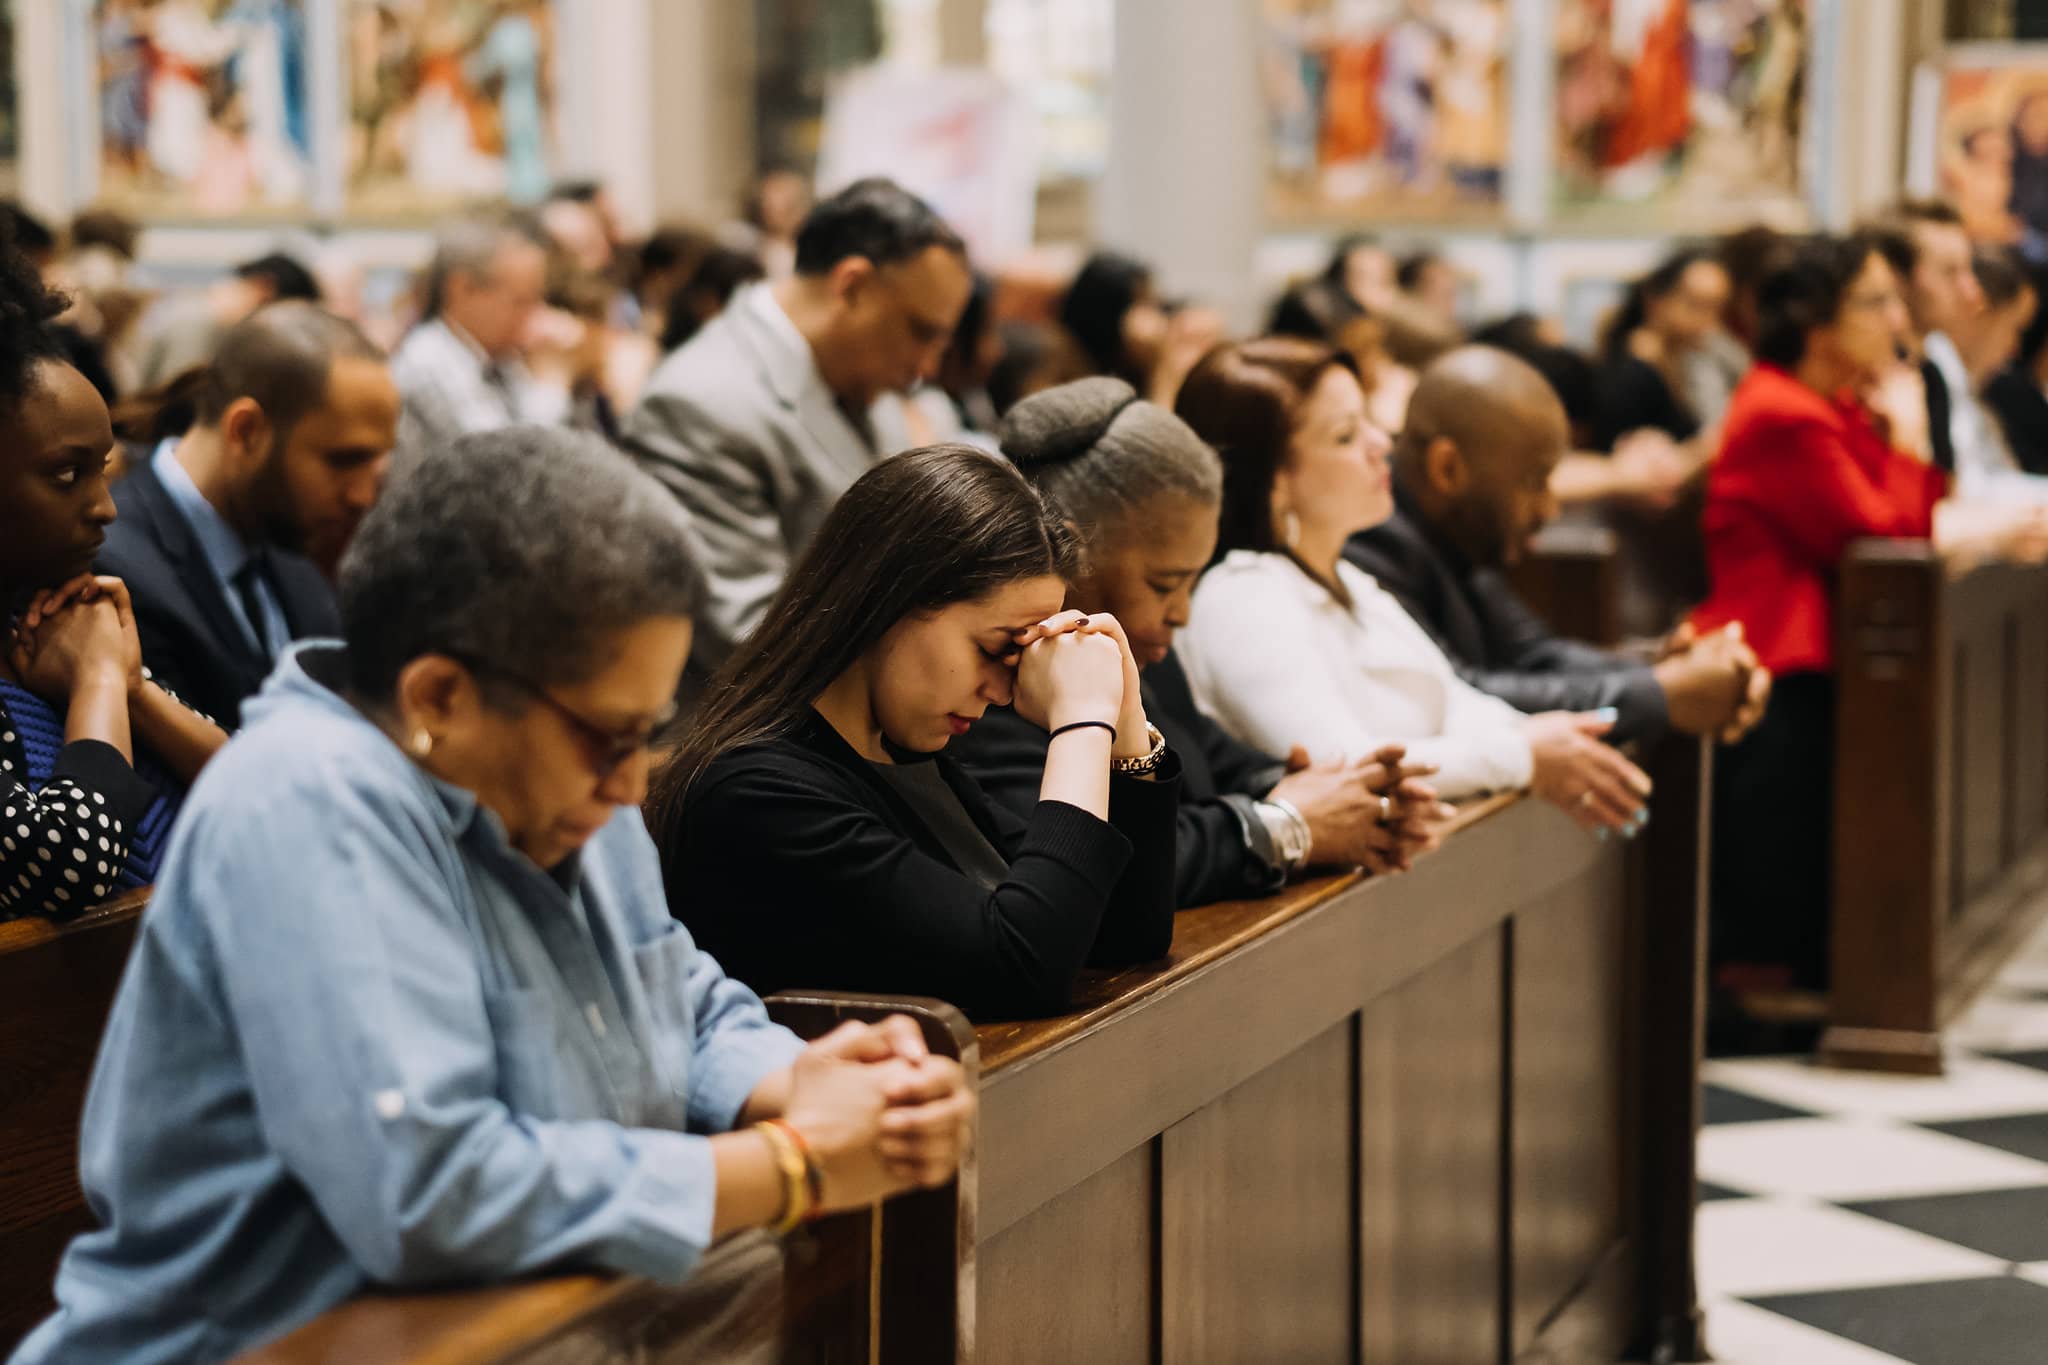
left=410, top=728, right=434, bottom=759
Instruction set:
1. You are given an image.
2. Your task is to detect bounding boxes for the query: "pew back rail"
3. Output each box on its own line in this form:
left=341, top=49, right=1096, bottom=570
left=1826, top=541, right=2048, bottom=1073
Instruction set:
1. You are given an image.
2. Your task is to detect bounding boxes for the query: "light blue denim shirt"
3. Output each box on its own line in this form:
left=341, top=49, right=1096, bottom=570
left=11, top=645, right=804, bottom=1365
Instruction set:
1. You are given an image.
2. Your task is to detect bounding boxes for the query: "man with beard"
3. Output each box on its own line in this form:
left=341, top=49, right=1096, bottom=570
left=1345, top=345, right=1768, bottom=747
left=98, top=301, right=399, bottom=728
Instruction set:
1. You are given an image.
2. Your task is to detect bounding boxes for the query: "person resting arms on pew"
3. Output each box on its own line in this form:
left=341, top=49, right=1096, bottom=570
left=648, top=445, right=1180, bottom=1019
left=1346, top=345, right=1771, bottom=748
left=949, top=377, right=1450, bottom=904
left=0, top=246, right=225, bottom=922
left=10, top=428, right=972, bottom=1365
left=1172, top=337, right=1653, bottom=836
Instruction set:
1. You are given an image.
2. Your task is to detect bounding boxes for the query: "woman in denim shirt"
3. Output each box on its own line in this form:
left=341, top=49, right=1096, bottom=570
left=12, top=427, right=972, bottom=1364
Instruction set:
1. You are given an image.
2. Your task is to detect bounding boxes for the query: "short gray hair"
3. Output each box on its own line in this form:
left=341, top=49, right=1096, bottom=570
left=339, top=426, right=705, bottom=700
left=422, top=214, right=546, bottom=317
left=998, top=376, right=1222, bottom=546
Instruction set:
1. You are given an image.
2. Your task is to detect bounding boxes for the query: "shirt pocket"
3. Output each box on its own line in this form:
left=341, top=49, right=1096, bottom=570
left=630, top=930, right=697, bottom=1123
left=480, top=985, right=570, bottom=1120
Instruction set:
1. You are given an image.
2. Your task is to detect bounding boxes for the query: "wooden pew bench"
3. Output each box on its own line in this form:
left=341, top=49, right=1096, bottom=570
left=0, top=891, right=149, bottom=1353
left=1826, top=543, right=2048, bottom=1073
left=970, top=750, right=1710, bottom=1365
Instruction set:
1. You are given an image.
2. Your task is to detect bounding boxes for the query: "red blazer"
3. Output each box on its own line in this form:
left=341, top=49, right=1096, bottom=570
left=1691, top=364, right=1949, bottom=675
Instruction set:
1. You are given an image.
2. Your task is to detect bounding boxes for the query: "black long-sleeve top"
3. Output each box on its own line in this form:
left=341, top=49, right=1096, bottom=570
left=659, top=709, right=1181, bottom=1019
left=1345, top=491, right=1669, bottom=745
left=952, top=652, right=1290, bottom=910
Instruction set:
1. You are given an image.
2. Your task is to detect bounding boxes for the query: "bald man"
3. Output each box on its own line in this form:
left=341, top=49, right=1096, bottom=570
left=1346, top=346, right=1765, bottom=745
left=99, top=302, right=400, bottom=727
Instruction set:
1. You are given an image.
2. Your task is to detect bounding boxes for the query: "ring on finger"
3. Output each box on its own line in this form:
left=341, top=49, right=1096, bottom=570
left=1577, top=790, right=1595, bottom=810
left=1376, top=794, right=1394, bottom=824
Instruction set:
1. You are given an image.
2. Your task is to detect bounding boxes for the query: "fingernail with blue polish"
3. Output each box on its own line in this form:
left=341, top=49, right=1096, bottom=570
left=1593, top=707, right=1620, bottom=724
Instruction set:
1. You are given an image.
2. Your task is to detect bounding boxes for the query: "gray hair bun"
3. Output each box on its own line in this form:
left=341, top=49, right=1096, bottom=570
left=1000, top=375, right=1141, bottom=468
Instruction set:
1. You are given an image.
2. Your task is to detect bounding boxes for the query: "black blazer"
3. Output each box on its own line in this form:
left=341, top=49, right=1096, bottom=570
left=96, top=460, right=340, bottom=729
left=1345, top=495, right=1668, bottom=744
left=662, top=710, right=1181, bottom=1019
left=952, top=651, right=1290, bottom=909
left=1987, top=367, right=2048, bottom=476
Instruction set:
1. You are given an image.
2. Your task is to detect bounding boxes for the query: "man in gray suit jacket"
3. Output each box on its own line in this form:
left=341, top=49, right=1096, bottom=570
left=624, top=179, right=973, bottom=680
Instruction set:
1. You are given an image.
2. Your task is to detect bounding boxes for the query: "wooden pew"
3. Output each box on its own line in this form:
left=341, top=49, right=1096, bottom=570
left=1824, top=543, right=2048, bottom=1074
left=971, top=751, right=1710, bottom=1365
left=0, top=891, right=148, bottom=1353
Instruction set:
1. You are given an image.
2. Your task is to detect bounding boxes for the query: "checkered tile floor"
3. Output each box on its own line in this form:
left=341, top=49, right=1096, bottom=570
left=1688, top=915, right=2048, bottom=1363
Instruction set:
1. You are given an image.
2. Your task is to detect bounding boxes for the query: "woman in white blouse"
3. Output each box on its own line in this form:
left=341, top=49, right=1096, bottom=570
left=1173, top=337, right=1653, bottom=833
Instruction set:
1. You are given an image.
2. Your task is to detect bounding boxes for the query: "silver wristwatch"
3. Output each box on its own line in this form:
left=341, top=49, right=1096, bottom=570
left=1255, top=797, right=1313, bottom=872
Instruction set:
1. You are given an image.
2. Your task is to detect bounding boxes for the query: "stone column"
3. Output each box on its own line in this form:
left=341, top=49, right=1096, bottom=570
left=1098, top=0, right=1268, bottom=330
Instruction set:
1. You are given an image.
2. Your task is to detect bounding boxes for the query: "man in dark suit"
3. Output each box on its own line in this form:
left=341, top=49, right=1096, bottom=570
left=99, top=302, right=399, bottom=728
left=1346, top=345, right=1767, bottom=747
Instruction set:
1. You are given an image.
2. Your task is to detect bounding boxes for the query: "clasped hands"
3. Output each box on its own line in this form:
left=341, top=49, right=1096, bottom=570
left=1654, top=620, right=1771, bottom=745
left=773, top=1014, right=975, bottom=1216
left=1006, top=609, right=1154, bottom=763
left=1268, top=742, right=1452, bottom=876
left=6, top=573, right=144, bottom=702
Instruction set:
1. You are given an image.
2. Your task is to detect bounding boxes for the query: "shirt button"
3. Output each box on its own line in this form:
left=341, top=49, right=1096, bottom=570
left=373, top=1089, right=406, bottom=1120
left=585, top=1003, right=608, bottom=1038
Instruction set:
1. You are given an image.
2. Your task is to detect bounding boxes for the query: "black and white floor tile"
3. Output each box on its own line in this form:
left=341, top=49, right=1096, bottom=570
left=1690, top=916, right=2048, bottom=1363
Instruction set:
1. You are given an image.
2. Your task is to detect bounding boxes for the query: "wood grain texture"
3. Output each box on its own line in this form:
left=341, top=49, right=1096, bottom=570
left=1160, top=1021, right=1357, bottom=1365
left=976, top=1142, right=1154, bottom=1365
left=1358, top=929, right=1505, bottom=1365
left=974, top=795, right=1518, bottom=1075
left=1825, top=541, right=1949, bottom=1073
left=975, top=795, right=1595, bottom=1244
left=0, top=892, right=147, bottom=1354
left=1827, top=549, right=2048, bottom=1073
left=1510, top=866, right=1628, bottom=1356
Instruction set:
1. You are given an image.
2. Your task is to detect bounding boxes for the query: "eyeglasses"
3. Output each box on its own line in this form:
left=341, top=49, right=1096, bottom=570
left=446, top=653, right=676, bottom=780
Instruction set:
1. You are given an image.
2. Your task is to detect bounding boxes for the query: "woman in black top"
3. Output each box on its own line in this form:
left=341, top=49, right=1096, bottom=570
left=648, top=445, right=1180, bottom=1018
left=1585, top=248, right=1734, bottom=636
left=950, top=378, right=1447, bottom=908
left=1591, top=247, right=1729, bottom=454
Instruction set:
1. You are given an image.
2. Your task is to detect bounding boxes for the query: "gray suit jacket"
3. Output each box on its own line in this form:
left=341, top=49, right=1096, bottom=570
left=623, top=284, right=910, bottom=675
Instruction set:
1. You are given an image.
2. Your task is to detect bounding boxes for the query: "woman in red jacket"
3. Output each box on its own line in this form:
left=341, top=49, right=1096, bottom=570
left=1693, top=232, right=1944, bottom=1012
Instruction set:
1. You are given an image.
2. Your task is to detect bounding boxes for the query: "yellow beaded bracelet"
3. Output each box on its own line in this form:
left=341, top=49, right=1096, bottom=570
left=755, top=1120, right=810, bottom=1236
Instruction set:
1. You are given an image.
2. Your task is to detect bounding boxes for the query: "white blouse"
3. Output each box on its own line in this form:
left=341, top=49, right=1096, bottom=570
left=1178, top=550, right=1535, bottom=799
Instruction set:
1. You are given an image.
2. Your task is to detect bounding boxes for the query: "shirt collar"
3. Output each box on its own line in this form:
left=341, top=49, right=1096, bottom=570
left=435, top=316, right=495, bottom=367
left=152, top=437, right=253, bottom=585
left=276, top=643, right=594, bottom=879
left=1925, top=331, right=1968, bottom=391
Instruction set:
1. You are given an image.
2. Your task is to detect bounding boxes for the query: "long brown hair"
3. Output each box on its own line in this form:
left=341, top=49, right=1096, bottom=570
left=647, top=444, right=1079, bottom=822
left=1173, top=336, right=1359, bottom=560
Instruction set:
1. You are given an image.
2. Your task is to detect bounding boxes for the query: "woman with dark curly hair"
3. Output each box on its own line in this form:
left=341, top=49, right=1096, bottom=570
left=0, top=239, right=224, bottom=920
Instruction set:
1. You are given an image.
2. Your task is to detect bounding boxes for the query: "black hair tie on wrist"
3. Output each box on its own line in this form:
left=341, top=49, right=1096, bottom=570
left=1049, top=719, right=1119, bottom=744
